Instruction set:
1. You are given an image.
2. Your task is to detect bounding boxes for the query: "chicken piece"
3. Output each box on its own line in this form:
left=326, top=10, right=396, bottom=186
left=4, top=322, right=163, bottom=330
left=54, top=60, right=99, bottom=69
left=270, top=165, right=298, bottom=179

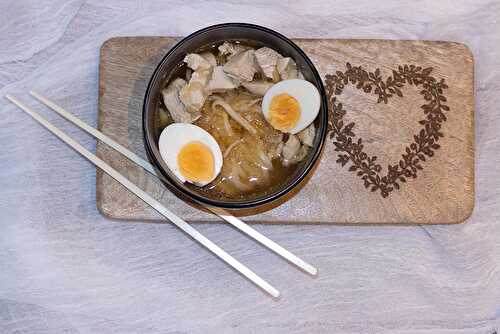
left=265, top=132, right=284, bottom=161
left=281, top=134, right=301, bottom=161
left=206, top=66, right=239, bottom=92
left=254, top=47, right=282, bottom=79
left=241, top=81, right=273, bottom=96
left=223, top=50, right=259, bottom=82
left=200, top=51, right=217, bottom=66
left=284, top=145, right=309, bottom=166
left=281, top=134, right=310, bottom=166
left=272, top=132, right=284, bottom=144
left=277, top=57, right=299, bottom=80
left=297, top=124, right=316, bottom=147
left=190, top=68, right=211, bottom=86
left=218, top=42, right=249, bottom=59
left=179, top=67, right=212, bottom=112
left=161, top=78, right=201, bottom=123
left=179, top=82, right=207, bottom=113
left=275, top=142, right=284, bottom=157
left=184, top=53, right=212, bottom=71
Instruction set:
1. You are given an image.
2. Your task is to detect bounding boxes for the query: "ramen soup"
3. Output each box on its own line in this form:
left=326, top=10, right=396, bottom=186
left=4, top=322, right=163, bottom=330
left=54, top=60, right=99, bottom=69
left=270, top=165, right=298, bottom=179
left=156, top=41, right=321, bottom=201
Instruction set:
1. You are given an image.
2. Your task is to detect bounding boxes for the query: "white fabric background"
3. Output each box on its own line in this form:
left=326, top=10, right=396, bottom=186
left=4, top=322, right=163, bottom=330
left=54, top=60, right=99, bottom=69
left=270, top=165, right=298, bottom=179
left=0, top=1, right=499, bottom=333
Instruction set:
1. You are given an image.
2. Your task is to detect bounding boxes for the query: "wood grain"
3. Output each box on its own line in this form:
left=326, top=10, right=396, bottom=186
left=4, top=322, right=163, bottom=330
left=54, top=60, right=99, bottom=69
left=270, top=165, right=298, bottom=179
left=96, top=37, right=474, bottom=224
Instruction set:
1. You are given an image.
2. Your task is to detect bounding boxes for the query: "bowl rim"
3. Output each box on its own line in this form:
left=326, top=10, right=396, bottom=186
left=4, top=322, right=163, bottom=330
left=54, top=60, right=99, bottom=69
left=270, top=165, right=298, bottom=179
left=142, top=22, right=329, bottom=209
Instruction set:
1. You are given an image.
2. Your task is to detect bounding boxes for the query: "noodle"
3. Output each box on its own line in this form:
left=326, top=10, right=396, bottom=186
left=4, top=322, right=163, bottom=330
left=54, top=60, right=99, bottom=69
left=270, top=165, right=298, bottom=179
left=211, top=96, right=257, bottom=135
left=221, top=112, right=233, bottom=136
left=224, top=139, right=242, bottom=158
left=240, top=98, right=262, bottom=112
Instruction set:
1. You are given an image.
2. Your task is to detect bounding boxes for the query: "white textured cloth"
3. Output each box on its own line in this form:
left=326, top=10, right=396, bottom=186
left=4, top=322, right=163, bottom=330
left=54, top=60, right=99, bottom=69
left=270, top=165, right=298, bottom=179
left=0, top=1, right=499, bottom=333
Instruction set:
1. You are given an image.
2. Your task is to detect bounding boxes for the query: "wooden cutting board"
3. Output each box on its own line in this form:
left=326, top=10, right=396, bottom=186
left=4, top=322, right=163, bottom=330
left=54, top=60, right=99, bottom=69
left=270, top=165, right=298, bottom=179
left=96, top=37, right=474, bottom=224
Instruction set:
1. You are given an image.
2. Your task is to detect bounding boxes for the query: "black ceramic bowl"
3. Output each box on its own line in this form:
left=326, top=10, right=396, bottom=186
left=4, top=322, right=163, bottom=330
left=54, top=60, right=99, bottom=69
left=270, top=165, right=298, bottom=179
left=143, top=23, right=328, bottom=209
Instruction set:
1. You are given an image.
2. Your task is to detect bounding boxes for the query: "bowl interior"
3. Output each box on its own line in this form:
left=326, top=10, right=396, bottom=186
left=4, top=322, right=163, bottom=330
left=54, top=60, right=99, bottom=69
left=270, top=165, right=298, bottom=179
left=143, top=23, right=328, bottom=209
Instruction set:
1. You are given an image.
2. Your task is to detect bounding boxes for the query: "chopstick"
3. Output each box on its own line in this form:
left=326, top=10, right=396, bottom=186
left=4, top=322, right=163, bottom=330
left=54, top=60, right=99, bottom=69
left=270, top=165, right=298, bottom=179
left=30, top=91, right=318, bottom=276
left=6, top=94, right=280, bottom=298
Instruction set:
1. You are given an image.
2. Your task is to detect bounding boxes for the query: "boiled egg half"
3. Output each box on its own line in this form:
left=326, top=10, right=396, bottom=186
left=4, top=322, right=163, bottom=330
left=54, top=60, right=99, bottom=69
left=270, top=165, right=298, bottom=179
left=262, top=79, right=320, bottom=134
left=159, top=123, right=223, bottom=186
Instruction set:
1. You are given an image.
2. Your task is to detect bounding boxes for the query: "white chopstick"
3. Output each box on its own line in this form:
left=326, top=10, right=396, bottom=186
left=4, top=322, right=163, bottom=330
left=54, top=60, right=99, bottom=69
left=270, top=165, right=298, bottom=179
left=6, top=94, right=280, bottom=298
left=30, top=91, right=318, bottom=276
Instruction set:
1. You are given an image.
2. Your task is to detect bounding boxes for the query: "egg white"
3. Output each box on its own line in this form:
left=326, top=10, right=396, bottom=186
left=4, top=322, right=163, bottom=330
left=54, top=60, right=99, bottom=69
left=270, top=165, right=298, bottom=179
left=262, top=79, right=320, bottom=134
left=158, top=123, right=223, bottom=186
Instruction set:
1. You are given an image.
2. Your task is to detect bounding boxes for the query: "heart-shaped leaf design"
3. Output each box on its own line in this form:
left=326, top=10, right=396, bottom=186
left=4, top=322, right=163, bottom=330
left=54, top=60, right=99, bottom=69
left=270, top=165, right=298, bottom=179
left=325, top=63, right=450, bottom=198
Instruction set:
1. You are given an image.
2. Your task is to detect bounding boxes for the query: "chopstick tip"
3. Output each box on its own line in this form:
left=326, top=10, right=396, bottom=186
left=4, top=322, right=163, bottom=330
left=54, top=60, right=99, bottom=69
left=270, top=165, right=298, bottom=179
left=301, top=264, right=318, bottom=276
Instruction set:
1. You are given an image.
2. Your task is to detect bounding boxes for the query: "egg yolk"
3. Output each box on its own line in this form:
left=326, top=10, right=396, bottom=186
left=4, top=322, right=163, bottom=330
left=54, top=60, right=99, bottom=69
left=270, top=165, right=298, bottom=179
left=177, top=141, right=215, bottom=183
left=268, top=93, right=301, bottom=132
